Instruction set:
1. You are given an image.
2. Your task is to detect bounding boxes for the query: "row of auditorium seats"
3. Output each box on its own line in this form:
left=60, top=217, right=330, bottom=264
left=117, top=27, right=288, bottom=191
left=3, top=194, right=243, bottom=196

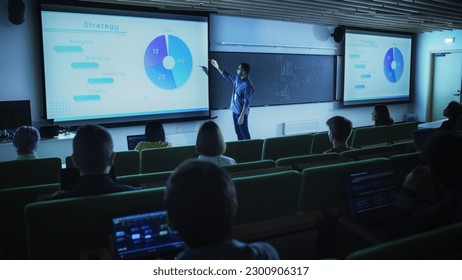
left=0, top=141, right=418, bottom=190
left=1, top=153, right=424, bottom=259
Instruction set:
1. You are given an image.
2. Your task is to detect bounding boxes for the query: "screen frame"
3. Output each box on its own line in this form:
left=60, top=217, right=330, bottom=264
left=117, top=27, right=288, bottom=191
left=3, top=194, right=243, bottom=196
left=39, top=0, right=211, bottom=128
left=341, top=27, right=415, bottom=108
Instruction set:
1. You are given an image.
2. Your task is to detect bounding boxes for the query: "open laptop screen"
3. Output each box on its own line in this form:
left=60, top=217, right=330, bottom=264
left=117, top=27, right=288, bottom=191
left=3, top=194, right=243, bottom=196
left=112, top=210, right=184, bottom=259
left=127, top=134, right=146, bottom=150
left=344, top=168, right=397, bottom=220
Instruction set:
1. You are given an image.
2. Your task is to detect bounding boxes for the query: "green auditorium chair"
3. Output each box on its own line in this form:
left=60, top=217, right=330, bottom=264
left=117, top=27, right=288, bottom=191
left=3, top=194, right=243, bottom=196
left=261, top=133, right=313, bottom=160
left=389, top=152, right=424, bottom=188
left=25, top=187, right=166, bottom=259
left=350, top=125, right=390, bottom=148
left=340, top=145, right=401, bottom=161
left=0, top=183, right=60, bottom=259
left=116, top=170, right=172, bottom=188
left=67, top=151, right=140, bottom=177
left=276, top=153, right=342, bottom=171
left=0, top=157, right=62, bottom=189
left=347, top=221, right=462, bottom=259
left=387, top=121, right=419, bottom=144
left=113, top=150, right=140, bottom=176
left=225, top=139, right=264, bottom=163
left=298, top=158, right=395, bottom=258
left=232, top=170, right=302, bottom=225
left=310, top=131, right=332, bottom=154
left=140, top=145, right=197, bottom=173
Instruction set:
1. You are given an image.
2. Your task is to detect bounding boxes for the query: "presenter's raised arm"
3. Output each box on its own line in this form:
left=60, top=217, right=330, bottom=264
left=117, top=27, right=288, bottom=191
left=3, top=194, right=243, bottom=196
left=210, top=59, right=224, bottom=75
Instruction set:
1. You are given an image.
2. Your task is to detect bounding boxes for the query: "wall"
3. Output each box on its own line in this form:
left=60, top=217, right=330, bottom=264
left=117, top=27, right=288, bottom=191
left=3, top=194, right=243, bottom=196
left=413, top=29, right=462, bottom=122
left=1, top=1, right=416, bottom=160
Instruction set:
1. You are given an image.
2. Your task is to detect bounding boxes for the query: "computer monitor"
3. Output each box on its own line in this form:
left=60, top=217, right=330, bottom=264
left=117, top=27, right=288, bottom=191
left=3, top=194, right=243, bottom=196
left=0, top=100, right=32, bottom=130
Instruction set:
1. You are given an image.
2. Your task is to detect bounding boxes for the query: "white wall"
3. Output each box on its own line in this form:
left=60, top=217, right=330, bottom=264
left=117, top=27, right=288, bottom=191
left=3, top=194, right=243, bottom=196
left=0, top=1, right=416, bottom=159
left=413, top=29, right=462, bottom=122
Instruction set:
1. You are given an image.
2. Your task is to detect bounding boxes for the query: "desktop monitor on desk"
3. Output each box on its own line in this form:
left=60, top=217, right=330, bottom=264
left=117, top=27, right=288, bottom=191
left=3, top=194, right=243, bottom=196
left=0, top=100, right=31, bottom=130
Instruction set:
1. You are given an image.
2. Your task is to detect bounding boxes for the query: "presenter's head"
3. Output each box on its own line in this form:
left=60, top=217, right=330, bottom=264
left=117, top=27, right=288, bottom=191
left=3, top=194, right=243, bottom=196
left=237, top=62, right=250, bottom=78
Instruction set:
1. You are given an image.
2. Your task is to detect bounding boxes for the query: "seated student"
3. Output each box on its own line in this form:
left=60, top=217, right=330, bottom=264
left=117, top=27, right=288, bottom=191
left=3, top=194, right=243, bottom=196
left=324, top=116, right=353, bottom=153
left=134, top=120, right=172, bottom=153
left=165, top=159, right=279, bottom=259
left=439, top=101, right=462, bottom=131
left=196, top=121, right=237, bottom=166
left=13, top=125, right=40, bottom=160
left=372, top=104, right=394, bottom=126
left=388, top=131, right=462, bottom=240
left=49, top=124, right=138, bottom=200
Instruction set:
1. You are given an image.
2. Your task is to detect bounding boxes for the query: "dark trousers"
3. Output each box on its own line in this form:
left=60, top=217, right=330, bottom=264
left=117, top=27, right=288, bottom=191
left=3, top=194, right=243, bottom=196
left=233, top=113, right=251, bottom=140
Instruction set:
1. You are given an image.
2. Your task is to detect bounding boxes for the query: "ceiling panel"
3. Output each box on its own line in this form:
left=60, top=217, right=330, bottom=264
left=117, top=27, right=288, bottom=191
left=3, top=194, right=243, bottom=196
left=80, top=0, right=462, bottom=33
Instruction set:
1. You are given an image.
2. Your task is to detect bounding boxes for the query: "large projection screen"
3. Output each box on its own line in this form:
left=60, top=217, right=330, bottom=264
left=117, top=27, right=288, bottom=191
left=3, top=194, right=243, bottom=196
left=40, top=2, right=209, bottom=125
left=342, top=29, right=413, bottom=107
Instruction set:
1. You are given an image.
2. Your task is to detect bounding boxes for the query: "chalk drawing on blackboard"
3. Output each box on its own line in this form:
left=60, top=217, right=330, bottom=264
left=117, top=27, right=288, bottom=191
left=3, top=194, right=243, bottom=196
left=209, top=52, right=335, bottom=109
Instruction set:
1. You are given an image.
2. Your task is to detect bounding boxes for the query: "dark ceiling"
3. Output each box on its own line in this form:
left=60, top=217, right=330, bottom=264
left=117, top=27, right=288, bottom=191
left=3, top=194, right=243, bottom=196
left=81, top=0, right=462, bottom=33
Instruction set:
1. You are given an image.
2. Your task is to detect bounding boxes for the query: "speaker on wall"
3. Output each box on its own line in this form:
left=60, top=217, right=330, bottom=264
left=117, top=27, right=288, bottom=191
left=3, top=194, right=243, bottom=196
left=332, top=26, right=345, bottom=43
left=8, top=0, right=25, bottom=25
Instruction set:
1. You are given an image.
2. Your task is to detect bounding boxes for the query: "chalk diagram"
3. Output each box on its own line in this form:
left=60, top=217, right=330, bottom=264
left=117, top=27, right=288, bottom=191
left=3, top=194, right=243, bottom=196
left=274, top=56, right=326, bottom=100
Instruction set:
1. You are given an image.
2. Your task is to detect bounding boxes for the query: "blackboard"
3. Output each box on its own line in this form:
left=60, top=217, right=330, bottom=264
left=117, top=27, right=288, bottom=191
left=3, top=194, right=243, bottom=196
left=209, top=52, right=335, bottom=109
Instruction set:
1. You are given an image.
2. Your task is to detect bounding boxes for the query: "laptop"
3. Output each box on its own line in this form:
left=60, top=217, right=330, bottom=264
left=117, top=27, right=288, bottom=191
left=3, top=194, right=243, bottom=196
left=412, top=128, right=435, bottom=151
left=127, top=134, right=146, bottom=150
left=344, top=168, right=397, bottom=223
left=111, top=210, right=184, bottom=259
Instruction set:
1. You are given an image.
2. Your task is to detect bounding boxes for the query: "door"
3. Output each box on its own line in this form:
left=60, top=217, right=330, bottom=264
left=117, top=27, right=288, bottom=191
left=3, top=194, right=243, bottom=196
left=431, top=52, right=462, bottom=121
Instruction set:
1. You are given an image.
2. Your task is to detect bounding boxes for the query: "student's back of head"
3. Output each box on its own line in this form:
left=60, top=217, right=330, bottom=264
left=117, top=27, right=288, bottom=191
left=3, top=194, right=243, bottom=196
left=195, top=121, right=226, bottom=157
left=372, top=104, right=394, bottom=126
left=165, top=159, right=236, bottom=248
left=145, top=120, right=166, bottom=142
left=443, top=101, right=462, bottom=120
left=326, top=116, right=352, bottom=143
left=72, top=124, right=114, bottom=175
left=13, top=125, right=40, bottom=158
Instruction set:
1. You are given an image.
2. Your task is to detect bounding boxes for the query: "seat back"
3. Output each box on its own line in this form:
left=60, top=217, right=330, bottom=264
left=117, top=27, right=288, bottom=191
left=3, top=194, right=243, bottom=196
left=0, top=183, right=60, bottom=259
left=262, top=134, right=313, bottom=160
left=222, top=159, right=275, bottom=174
left=347, top=221, right=462, bottom=259
left=310, top=132, right=332, bottom=154
left=350, top=126, right=390, bottom=148
left=0, top=157, right=62, bottom=189
left=340, top=145, right=398, bottom=161
left=25, top=188, right=166, bottom=259
left=298, top=158, right=392, bottom=213
left=389, top=152, right=424, bottom=187
left=114, top=150, right=140, bottom=176
left=387, top=122, right=419, bottom=143
left=225, top=139, right=264, bottom=163
left=276, top=153, right=340, bottom=169
left=140, top=145, right=197, bottom=173
left=116, top=171, right=172, bottom=188
left=233, top=170, right=302, bottom=225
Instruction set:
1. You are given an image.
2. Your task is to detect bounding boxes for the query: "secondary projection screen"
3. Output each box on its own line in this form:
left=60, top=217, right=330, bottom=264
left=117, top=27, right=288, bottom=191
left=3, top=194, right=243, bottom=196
left=40, top=2, right=209, bottom=125
left=342, top=29, right=413, bottom=107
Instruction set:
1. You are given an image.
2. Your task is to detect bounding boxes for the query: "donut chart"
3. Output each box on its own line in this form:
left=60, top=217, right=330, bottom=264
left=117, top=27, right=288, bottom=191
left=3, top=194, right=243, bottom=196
left=144, top=35, right=192, bottom=89
left=383, top=47, right=404, bottom=83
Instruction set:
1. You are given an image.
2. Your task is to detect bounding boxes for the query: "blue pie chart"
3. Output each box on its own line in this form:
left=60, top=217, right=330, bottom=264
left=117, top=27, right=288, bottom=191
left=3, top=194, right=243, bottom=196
left=144, top=35, right=192, bottom=89
left=383, top=47, right=404, bottom=83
